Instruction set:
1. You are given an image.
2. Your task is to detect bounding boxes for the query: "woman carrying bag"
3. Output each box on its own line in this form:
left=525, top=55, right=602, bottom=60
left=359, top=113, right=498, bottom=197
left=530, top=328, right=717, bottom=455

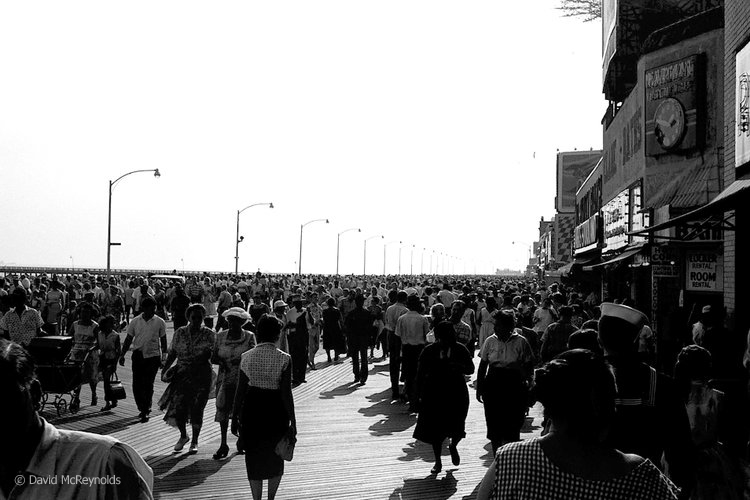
left=233, top=314, right=296, bottom=500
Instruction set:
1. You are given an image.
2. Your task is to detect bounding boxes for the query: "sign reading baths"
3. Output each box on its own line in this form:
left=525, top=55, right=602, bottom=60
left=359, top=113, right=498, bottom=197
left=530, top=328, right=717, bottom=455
left=685, top=250, right=723, bottom=292
left=645, top=55, right=701, bottom=155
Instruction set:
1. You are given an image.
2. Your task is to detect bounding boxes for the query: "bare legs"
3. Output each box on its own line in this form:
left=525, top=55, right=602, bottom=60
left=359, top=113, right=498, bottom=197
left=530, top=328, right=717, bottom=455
left=250, top=476, right=282, bottom=500
left=176, top=420, right=189, bottom=440
left=431, top=442, right=443, bottom=473
left=268, top=476, right=282, bottom=500
left=431, top=437, right=463, bottom=473
left=213, top=421, right=230, bottom=459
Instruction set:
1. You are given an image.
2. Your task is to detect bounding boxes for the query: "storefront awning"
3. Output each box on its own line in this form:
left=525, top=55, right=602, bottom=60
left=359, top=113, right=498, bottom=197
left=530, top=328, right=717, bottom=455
left=559, top=256, right=600, bottom=277
left=629, top=179, right=750, bottom=237
left=582, top=246, right=644, bottom=271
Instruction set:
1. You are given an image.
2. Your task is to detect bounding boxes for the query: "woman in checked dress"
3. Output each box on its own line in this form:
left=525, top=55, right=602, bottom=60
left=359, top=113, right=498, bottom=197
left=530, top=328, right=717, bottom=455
left=233, top=314, right=296, bottom=500
left=477, top=349, right=679, bottom=500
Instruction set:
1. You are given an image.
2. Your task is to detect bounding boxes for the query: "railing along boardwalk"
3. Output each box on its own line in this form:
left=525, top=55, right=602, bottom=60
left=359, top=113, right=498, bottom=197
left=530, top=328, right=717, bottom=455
left=49, top=323, right=544, bottom=499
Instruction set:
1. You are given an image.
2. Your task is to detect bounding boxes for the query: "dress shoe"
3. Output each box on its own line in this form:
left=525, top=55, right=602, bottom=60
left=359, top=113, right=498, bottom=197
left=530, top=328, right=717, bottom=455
left=174, top=436, right=190, bottom=452
left=449, top=444, right=460, bottom=466
left=213, top=444, right=229, bottom=460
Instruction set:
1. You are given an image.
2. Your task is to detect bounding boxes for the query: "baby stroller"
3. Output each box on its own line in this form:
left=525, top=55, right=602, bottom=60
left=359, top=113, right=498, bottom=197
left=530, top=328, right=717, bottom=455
left=27, top=336, right=96, bottom=416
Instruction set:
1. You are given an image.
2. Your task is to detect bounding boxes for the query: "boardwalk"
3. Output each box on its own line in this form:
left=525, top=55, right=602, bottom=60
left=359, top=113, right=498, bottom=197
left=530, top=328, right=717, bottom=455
left=49, top=324, right=543, bottom=499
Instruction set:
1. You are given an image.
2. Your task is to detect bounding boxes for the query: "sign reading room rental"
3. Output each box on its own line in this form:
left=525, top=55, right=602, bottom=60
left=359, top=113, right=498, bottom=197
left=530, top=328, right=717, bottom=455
left=685, top=251, right=723, bottom=292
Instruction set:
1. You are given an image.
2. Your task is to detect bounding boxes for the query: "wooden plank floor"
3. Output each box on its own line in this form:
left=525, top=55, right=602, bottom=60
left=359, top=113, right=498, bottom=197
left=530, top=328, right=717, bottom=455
left=49, top=323, right=544, bottom=499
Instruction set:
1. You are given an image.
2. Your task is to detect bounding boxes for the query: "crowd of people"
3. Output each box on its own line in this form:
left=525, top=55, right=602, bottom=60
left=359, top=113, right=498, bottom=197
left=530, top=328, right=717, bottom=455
left=1, top=270, right=750, bottom=499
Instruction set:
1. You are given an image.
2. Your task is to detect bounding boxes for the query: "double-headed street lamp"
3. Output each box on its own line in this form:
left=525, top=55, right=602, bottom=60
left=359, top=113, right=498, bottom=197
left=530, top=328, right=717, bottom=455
left=107, top=169, right=161, bottom=279
left=235, top=202, right=274, bottom=276
left=383, top=240, right=401, bottom=275
left=364, top=235, right=383, bottom=275
left=337, top=228, right=361, bottom=275
left=299, top=218, right=329, bottom=275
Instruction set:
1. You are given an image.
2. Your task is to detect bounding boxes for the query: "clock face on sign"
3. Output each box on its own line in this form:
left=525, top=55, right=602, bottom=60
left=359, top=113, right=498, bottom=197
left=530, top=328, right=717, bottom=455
left=654, top=97, right=686, bottom=150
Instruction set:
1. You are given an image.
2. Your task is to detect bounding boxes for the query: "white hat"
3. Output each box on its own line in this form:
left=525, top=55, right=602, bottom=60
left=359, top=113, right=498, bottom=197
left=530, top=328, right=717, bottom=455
left=701, top=305, right=712, bottom=314
left=600, top=302, right=648, bottom=328
left=222, top=307, right=251, bottom=320
left=273, top=300, right=288, bottom=309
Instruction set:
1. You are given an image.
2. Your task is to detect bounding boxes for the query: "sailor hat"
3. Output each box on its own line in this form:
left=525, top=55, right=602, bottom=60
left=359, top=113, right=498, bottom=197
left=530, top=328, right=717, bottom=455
left=600, top=302, right=648, bottom=329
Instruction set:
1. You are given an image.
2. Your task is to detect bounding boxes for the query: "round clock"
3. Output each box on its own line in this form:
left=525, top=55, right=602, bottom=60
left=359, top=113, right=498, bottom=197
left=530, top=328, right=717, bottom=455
left=653, top=97, right=686, bottom=150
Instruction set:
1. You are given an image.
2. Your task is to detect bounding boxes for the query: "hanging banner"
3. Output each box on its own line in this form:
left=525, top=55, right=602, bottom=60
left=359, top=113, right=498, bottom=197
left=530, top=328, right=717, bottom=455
left=737, top=41, right=750, bottom=168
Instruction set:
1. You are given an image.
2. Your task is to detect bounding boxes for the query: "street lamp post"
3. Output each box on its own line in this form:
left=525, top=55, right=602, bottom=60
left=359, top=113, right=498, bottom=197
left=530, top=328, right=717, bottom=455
left=398, top=243, right=410, bottom=275
left=336, top=228, right=361, bottom=275
left=69, top=256, right=74, bottom=271
left=421, top=248, right=426, bottom=275
left=364, top=235, right=383, bottom=275
left=107, top=169, right=160, bottom=279
left=512, top=241, right=533, bottom=260
left=299, top=218, right=329, bottom=275
left=235, top=202, right=274, bottom=277
left=409, top=244, right=415, bottom=275
left=383, top=240, right=400, bottom=275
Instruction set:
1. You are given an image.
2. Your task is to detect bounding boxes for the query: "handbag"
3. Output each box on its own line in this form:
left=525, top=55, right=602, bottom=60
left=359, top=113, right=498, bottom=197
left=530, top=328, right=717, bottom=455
left=274, top=428, right=297, bottom=461
left=110, top=371, right=127, bottom=401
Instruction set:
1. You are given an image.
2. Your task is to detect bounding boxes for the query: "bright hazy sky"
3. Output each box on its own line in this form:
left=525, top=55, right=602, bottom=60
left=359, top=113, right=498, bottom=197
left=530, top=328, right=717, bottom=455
left=0, top=1, right=603, bottom=275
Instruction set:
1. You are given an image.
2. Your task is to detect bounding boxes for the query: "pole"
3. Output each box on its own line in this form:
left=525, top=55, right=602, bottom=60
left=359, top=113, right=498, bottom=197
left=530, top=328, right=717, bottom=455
left=298, top=224, right=303, bottom=275
left=410, top=246, right=414, bottom=275
left=106, top=169, right=160, bottom=279
left=336, top=233, right=341, bottom=275
left=106, top=180, right=113, bottom=279
left=383, top=244, right=386, bottom=276
left=398, top=247, right=402, bottom=275
left=234, top=210, right=240, bottom=276
left=363, top=240, right=367, bottom=275
left=421, top=249, right=425, bottom=275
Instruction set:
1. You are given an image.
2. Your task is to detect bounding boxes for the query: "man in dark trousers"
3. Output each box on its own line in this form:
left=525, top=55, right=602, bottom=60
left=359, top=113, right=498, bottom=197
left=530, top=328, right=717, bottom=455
left=384, top=291, right=409, bottom=400
left=119, top=297, right=167, bottom=423
left=598, top=302, right=695, bottom=498
left=345, top=294, right=372, bottom=385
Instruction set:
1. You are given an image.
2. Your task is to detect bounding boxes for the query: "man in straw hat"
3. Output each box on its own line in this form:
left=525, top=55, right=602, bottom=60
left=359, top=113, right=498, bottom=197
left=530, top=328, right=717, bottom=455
left=598, top=302, right=695, bottom=497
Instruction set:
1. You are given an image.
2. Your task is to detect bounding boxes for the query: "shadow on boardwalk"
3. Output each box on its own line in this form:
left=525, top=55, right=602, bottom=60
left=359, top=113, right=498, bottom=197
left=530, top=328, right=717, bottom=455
left=319, top=381, right=360, bottom=399
left=360, top=389, right=416, bottom=436
left=146, top=453, right=235, bottom=498
left=389, top=471, right=458, bottom=500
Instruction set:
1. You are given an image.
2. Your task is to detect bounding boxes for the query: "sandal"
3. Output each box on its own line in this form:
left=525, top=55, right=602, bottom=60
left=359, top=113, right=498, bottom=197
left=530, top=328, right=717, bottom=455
left=213, top=444, right=229, bottom=460
left=431, top=463, right=442, bottom=474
